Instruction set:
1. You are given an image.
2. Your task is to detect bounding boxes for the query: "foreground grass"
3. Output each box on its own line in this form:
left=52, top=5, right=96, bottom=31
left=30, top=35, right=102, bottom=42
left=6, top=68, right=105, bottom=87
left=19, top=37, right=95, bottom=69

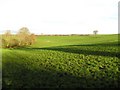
left=2, top=34, right=120, bottom=88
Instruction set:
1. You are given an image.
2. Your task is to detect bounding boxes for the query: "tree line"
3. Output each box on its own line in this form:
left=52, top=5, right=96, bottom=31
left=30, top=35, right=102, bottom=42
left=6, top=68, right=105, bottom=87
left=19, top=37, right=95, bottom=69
left=1, top=27, right=36, bottom=48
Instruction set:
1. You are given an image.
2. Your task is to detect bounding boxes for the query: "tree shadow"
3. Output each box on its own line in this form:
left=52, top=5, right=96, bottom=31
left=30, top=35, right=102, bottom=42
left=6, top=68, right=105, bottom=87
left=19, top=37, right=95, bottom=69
left=2, top=58, right=119, bottom=89
left=21, top=42, right=119, bottom=58
left=69, top=42, right=119, bottom=47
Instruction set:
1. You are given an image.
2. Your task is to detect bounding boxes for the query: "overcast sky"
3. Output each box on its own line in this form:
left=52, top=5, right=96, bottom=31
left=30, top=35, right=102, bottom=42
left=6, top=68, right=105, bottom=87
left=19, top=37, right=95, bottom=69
left=0, top=0, right=119, bottom=34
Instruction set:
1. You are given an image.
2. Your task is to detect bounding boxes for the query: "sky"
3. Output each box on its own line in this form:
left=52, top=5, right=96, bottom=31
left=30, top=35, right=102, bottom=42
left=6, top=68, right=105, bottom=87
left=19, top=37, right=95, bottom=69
left=0, top=0, right=119, bottom=34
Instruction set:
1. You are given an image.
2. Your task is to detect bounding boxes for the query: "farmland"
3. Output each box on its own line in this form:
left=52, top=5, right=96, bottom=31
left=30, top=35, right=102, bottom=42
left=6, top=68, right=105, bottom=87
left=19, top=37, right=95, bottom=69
left=2, top=34, right=120, bottom=88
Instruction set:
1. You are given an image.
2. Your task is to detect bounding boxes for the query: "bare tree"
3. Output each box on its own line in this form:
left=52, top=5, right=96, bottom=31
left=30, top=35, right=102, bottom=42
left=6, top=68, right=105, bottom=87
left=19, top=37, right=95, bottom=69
left=17, top=27, right=36, bottom=46
left=18, top=27, right=30, bottom=35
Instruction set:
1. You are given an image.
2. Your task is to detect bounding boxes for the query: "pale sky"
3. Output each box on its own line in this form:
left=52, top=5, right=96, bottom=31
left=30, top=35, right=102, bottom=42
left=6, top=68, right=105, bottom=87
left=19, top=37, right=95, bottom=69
left=0, top=0, right=119, bottom=34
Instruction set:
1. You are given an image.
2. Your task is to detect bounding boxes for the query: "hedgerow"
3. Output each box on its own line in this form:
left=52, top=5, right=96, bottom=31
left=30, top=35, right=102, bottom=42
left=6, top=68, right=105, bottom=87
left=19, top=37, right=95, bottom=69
left=1, top=27, right=36, bottom=48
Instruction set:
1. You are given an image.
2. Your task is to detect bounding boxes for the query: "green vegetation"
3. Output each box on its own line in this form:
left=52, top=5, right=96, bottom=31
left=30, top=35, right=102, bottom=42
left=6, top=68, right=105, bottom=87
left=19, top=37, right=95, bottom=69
left=2, top=34, right=119, bottom=88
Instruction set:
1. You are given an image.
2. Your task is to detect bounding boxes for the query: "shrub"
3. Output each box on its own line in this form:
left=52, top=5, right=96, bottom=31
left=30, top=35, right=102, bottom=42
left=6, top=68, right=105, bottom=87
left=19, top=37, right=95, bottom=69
left=2, top=27, right=36, bottom=48
left=1, top=39, right=7, bottom=48
left=10, top=39, right=19, bottom=48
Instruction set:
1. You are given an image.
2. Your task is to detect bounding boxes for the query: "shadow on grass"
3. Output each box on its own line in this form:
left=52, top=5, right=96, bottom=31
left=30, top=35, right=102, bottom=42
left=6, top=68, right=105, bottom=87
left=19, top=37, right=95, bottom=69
left=17, top=42, right=119, bottom=58
left=2, top=59, right=119, bottom=88
left=69, top=42, right=119, bottom=47
left=40, top=48, right=118, bottom=58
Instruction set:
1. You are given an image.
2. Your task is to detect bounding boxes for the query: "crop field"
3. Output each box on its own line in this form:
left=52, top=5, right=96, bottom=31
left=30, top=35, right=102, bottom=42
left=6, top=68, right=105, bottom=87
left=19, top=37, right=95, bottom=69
left=2, top=34, right=120, bottom=88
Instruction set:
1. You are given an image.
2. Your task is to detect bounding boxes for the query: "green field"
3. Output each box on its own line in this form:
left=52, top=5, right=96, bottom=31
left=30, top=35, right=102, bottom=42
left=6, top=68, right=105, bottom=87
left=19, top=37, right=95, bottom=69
left=2, top=34, right=120, bottom=88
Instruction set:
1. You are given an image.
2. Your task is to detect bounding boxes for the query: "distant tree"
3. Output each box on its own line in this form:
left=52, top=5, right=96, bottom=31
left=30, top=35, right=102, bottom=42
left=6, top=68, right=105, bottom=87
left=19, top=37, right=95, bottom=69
left=93, top=30, right=98, bottom=35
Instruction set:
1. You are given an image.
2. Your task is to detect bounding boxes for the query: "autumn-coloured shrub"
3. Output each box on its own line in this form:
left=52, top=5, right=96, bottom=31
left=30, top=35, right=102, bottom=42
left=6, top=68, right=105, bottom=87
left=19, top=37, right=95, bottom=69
left=1, top=27, right=36, bottom=48
left=1, top=39, right=7, bottom=48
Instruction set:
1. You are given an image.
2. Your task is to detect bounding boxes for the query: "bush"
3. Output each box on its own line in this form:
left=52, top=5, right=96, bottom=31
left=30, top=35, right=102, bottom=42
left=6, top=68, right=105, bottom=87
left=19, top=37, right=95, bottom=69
left=1, top=39, right=7, bottom=48
left=2, top=27, right=36, bottom=48
left=10, top=39, right=19, bottom=48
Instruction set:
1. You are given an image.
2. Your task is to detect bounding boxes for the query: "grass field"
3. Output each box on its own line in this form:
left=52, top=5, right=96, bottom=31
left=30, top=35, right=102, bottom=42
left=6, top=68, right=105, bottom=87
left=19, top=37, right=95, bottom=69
left=2, top=34, right=120, bottom=88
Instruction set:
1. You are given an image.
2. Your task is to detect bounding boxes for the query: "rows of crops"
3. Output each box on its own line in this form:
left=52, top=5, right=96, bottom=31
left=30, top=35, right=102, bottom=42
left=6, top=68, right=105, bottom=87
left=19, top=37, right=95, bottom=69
left=2, top=34, right=120, bottom=88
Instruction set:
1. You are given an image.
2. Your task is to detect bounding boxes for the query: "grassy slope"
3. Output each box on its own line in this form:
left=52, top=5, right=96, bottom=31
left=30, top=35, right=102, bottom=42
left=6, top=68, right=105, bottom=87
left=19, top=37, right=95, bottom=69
left=32, top=34, right=118, bottom=47
left=2, top=34, right=120, bottom=88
